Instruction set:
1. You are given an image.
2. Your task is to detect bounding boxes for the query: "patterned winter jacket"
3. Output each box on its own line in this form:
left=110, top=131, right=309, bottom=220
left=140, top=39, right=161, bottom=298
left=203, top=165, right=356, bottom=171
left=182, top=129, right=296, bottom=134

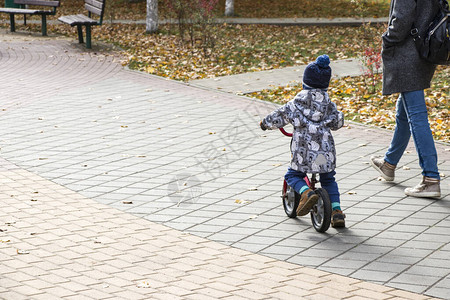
left=262, top=89, right=344, bottom=173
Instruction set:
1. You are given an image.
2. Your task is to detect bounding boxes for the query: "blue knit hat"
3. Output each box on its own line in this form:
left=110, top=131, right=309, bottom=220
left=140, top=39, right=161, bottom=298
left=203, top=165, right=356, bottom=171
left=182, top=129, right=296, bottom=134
left=302, top=55, right=332, bottom=89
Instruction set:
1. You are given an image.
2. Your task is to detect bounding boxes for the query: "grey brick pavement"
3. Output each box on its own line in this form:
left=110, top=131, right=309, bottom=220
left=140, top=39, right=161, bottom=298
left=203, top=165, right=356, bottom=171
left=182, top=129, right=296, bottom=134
left=0, top=30, right=449, bottom=299
left=190, top=59, right=366, bottom=94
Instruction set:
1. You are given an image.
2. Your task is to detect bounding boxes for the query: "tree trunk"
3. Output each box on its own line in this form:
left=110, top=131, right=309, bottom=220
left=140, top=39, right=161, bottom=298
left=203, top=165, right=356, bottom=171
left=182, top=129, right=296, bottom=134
left=146, top=0, right=158, bottom=33
left=225, top=0, right=234, bottom=17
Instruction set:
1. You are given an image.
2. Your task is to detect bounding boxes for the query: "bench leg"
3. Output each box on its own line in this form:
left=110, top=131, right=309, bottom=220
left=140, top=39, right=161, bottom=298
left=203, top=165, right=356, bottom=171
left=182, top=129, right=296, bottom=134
left=41, top=15, right=47, bottom=36
left=85, top=25, right=91, bottom=49
left=9, top=14, right=15, bottom=32
left=76, top=24, right=84, bottom=44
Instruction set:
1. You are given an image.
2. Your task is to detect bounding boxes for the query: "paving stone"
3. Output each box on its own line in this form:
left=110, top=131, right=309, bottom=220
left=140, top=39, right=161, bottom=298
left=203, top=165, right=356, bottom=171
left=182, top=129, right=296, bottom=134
left=426, top=286, right=450, bottom=300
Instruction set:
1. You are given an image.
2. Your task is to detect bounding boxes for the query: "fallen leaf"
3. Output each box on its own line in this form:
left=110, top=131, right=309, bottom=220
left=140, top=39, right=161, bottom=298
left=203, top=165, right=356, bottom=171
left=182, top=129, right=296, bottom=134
left=137, top=281, right=151, bottom=288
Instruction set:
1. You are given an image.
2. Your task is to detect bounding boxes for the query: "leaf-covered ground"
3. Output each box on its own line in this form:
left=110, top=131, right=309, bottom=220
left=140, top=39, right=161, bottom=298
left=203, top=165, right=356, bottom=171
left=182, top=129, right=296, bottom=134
left=91, top=23, right=386, bottom=81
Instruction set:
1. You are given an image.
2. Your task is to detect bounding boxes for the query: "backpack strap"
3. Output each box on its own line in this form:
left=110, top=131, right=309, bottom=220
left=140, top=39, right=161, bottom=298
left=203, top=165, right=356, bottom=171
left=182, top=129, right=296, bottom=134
left=410, top=0, right=449, bottom=38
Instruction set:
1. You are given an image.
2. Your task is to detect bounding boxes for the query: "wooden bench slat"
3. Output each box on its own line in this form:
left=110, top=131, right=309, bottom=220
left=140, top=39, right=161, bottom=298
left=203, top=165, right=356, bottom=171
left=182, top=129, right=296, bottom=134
left=0, top=8, right=44, bottom=13
left=85, top=4, right=102, bottom=17
left=85, top=0, right=104, bottom=10
left=58, top=13, right=97, bottom=25
left=14, top=0, right=59, bottom=7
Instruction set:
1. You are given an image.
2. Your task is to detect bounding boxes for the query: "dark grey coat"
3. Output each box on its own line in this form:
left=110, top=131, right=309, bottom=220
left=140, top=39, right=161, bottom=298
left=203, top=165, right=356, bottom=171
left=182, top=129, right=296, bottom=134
left=382, top=0, right=439, bottom=95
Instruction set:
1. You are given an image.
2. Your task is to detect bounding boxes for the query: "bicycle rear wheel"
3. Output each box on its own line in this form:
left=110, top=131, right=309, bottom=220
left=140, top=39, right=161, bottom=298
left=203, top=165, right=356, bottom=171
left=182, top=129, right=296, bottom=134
left=310, top=188, right=331, bottom=233
left=282, top=180, right=299, bottom=218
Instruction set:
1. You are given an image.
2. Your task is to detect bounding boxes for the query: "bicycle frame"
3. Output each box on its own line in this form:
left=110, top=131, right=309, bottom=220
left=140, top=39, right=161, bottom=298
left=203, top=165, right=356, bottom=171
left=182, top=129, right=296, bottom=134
left=279, top=127, right=317, bottom=190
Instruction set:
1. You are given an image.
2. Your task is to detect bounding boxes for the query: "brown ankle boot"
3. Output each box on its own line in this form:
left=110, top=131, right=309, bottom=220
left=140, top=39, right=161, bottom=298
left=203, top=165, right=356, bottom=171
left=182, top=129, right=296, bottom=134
left=331, top=209, right=346, bottom=228
left=296, top=189, right=319, bottom=216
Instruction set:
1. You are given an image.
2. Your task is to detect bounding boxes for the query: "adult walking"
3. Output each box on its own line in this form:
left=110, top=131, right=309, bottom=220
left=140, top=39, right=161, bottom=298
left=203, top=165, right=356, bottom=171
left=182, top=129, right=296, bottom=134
left=370, top=0, right=441, bottom=198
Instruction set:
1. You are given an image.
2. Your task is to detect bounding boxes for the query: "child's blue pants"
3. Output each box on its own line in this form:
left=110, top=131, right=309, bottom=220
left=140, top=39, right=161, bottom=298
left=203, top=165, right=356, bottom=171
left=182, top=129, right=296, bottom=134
left=284, top=168, right=340, bottom=205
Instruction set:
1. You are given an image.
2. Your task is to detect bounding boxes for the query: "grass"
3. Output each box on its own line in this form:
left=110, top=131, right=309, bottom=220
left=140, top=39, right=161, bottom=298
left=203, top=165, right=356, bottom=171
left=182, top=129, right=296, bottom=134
left=87, top=23, right=386, bottom=81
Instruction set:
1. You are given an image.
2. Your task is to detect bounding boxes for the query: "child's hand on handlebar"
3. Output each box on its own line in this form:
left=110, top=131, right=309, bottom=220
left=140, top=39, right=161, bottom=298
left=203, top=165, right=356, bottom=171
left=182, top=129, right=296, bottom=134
left=260, top=121, right=267, bottom=131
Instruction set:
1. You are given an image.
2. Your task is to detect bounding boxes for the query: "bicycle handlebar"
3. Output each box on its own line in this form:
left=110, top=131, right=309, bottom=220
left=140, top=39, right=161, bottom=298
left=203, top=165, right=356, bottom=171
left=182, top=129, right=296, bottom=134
left=279, top=128, right=293, bottom=137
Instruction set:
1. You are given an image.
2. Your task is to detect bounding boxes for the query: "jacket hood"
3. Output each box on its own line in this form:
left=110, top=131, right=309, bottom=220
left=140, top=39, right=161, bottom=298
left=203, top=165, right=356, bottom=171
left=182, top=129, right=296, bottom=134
left=293, top=89, right=331, bottom=123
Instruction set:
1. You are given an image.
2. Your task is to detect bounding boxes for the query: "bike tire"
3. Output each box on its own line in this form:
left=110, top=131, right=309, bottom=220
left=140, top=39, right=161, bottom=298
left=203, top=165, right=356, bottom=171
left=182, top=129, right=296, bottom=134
left=282, top=180, right=300, bottom=218
left=310, top=188, right=332, bottom=233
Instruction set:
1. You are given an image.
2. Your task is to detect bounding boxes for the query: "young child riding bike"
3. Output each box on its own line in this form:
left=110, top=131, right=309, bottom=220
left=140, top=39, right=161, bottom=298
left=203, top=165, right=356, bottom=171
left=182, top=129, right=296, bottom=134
left=260, top=55, right=346, bottom=228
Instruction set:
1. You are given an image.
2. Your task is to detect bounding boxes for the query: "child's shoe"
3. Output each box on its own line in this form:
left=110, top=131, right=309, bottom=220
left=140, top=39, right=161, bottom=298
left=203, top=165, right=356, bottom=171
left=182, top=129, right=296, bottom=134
left=404, top=176, right=441, bottom=198
left=296, top=189, right=319, bottom=216
left=331, top=209, right=346, bottom=228
left=370, top=156, right=395, bottom=181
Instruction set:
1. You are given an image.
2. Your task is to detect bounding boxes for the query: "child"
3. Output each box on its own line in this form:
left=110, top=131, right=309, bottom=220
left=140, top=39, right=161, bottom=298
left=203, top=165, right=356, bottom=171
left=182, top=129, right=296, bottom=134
left=260, top=55, right=346, bottom=227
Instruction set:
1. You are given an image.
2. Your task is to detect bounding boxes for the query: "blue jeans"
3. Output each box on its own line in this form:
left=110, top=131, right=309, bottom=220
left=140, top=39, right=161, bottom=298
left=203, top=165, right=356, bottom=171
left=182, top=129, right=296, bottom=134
left=384, top=90, right=440, bottom=180
left=284, top=168, right=340, bottom=205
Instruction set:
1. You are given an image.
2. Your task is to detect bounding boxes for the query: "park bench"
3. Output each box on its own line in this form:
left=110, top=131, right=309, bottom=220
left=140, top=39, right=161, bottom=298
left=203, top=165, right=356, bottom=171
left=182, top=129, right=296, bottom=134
left=58, top=0, right=106, bottom=49
left=0, top=0, right=60, bottom=36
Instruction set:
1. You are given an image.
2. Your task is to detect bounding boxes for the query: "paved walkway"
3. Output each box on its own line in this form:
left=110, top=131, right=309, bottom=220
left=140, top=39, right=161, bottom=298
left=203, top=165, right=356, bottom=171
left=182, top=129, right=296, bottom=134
left=190, top=59, right=365, bottom=94
left=0, top=17, right=389, bottom=27
left=119, top=17, right=389, bottom=26
left=0, top=30, right=449, bottom=300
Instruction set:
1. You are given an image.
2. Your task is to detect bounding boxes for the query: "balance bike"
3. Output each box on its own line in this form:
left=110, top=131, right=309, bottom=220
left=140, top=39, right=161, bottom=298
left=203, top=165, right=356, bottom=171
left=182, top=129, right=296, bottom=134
left=279, top=128, right=332, bottom=233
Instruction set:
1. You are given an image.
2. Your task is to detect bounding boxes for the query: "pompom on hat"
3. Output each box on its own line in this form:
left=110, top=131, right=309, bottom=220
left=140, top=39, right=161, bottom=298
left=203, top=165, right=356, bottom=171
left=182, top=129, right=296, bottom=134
left=302, top=55, right=332, bottom=89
